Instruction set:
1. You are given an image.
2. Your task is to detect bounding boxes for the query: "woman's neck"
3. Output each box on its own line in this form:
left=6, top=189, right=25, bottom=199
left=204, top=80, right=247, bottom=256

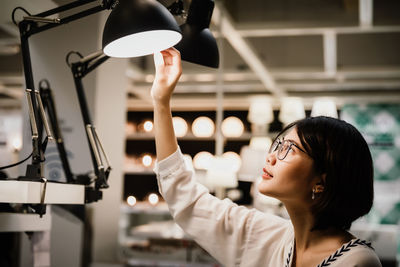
left=284, top=202, right=351, bottom=251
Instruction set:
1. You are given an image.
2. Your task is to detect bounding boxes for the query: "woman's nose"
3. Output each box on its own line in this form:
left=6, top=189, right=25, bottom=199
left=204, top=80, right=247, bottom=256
left=266, top=151, right=277, bottom=165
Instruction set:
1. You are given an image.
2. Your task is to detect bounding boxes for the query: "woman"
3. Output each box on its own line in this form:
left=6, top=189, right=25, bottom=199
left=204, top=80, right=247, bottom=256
left=151, top=48, right=381, bottom=267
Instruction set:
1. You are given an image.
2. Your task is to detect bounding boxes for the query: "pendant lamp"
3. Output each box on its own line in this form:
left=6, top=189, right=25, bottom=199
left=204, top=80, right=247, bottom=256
left=102, top=0, right=182, bottom=58
left=174, top=0, right=219, bottom=68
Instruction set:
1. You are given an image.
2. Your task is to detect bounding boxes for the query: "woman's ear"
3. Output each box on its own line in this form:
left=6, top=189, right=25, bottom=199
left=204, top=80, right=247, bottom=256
left=315, top=173, right=326, bottom=192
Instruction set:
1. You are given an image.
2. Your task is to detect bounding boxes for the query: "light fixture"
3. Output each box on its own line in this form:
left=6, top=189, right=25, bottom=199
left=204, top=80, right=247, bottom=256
left=172, top=116, right=188, bottom=137
left=222, top=151, right=242, bottom=172
left=103, top=0, right=182, bottom=58
left=148, top=193, right=159, bottom=206
left=279, top=97, right=306, bottom=126
left=221, top=116, right=244, bottom=137
left=237, top=145, right=268, bottom=182
left=127, top=195, right=137, bottom=206
left=205, top=156, right=238, bottom=188
left=193, top=151, right=214, bottom=170
left=249, top=136, right=272, bottom=151
left=248, top=96, right=274, bottom=125
left=174, top=0, right=219, bottom=68
left=141, top=154, right=153, bottom=168
left=311, top=98, right=338, bottom=118
left=192, top=116, right=215, bottom=137
left=140, top=120, right=153, bottom=133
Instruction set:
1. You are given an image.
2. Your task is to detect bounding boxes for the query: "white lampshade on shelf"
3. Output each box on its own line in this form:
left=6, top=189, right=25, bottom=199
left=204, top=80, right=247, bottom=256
left=205, top=156, right=238, bottom=188
left=238, top=145, right=268, bottom=182
left=311, top=98, right=339, bottom=118
left=222, top=151, right=242, bottom=172
left=249, top=136, right=272, bottom=151
left=221, top=116, right=244, bottom=137
left=193, top=151, right=214, bottom=170
left=279, top=97, right=305, bottom=126
left=248, top=96, right=274, bottom=125
left=192, top=116, right=215, bottom=137
left=172, top=116, right=188, bottom=137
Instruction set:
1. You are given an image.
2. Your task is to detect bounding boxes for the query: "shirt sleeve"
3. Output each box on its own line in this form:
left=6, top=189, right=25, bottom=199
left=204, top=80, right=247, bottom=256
left=154, top=147, right=289, bottom=266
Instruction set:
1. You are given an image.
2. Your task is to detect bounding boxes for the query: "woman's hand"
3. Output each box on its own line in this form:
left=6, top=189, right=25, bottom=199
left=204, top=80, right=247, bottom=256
left=151, top=47, right=182, bottom=104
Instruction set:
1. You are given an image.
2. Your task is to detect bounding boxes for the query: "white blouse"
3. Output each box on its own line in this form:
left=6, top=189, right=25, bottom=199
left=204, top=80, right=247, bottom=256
left=155, top=147, right=382, bottom=267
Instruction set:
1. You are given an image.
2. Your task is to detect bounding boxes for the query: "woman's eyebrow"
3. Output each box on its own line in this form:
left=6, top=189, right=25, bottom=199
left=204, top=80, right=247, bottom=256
left=284, top=138, right=303, bottom=149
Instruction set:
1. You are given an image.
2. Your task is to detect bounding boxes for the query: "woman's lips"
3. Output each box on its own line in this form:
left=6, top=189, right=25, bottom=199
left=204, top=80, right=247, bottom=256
left=262, top=168, right=273, bottom=179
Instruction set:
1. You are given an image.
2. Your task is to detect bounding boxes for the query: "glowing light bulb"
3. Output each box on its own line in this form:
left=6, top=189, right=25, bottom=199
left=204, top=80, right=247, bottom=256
left=143, top=120, right=153, bottom=132
left=142, top=154, right=153, bottom=167
left=172, top=116, right=188, bottom=137
left=221, top=116, right=244, bottom=137
left=127, top=196, right=137, bottom=206
left=192, top=116, right=214, bottom=137
left=193, top=151, right=214, bottom=170
left=148, top=193, right=159, bottom=206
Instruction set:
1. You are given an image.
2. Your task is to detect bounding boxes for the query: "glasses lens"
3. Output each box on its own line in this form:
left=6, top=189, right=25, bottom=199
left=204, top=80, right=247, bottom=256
left=269, top=139, right=280, bottom=153
left=278, top=140, right=292, bottom=160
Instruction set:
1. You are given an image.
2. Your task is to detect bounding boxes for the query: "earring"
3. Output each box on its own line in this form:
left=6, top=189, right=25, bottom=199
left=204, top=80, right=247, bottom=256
left=312, top=185, right=324, bottom=200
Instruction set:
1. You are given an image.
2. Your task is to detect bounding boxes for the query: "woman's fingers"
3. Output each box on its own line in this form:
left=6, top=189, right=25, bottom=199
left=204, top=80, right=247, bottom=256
left=153, top=51, right=164, bottom=68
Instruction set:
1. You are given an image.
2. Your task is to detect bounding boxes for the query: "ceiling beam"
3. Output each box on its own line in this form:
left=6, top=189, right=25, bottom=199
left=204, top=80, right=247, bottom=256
left=218, top=25, right=400, bottom=38
left=212, top=3, right=285, bottom=97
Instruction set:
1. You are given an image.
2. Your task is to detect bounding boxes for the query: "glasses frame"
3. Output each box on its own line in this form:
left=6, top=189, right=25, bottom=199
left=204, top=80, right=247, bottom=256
left=269, top=138, right=308, bottom=160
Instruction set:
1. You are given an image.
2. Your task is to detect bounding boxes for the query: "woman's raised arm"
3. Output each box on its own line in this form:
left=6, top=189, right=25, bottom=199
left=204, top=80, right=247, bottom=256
left=151, top=47, right=182, bottom=161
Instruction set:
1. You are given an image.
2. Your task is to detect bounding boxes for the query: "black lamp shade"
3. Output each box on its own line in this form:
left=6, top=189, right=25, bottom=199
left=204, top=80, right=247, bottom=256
left=174, top=0, right=219, bottom=68
left=175, top=24, right=219, bottom=68
left=102, top=0, right=182, bottom=58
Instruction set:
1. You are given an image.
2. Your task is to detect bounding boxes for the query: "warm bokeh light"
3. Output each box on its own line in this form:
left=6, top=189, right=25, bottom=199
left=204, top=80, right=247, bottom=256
left=222, top=151, right=242, bottom=172
left=221, top=116, right=244, bottom=137
left=148, top=193, right=159, bottom=206
left=192, top=116, right=215, bottom=137
left=127, top=195, right=137, bottom=206
left=193, top=151, right=214, bottom=170
left=143, top=120, right=153, bottom=132
left=172, top=116, right=188, bottom=137
left=11, top=136, right=22, bottom=152
left=141, top=154, right=153, bottom=167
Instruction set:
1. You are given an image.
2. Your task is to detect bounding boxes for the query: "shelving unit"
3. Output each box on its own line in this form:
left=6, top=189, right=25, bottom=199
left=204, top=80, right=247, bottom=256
left=119, top=108, right=280, bottom=264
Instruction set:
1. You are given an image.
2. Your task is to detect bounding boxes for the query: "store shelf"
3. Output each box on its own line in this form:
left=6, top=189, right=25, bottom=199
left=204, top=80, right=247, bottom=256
left=0, top=180, right=85, bottom=204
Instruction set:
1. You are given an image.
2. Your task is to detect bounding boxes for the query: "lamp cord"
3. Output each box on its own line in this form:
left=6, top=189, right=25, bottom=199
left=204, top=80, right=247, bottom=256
left=0, top=152, right=33, bottom=171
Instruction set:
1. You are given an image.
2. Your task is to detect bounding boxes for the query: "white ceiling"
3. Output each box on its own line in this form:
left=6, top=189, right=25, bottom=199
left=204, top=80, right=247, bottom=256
left=1, top=0, right=400, bottom=110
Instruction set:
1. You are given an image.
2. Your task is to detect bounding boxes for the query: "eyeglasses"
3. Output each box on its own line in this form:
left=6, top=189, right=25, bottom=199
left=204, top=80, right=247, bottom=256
left=269, top=138, right=308, bottom=160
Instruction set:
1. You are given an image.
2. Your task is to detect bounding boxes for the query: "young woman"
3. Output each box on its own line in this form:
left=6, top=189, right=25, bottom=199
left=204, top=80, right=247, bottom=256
left=151, top=47, right=382, bottom=267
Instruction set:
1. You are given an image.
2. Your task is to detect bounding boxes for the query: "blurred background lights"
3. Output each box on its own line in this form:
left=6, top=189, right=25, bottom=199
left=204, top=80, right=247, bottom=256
left=172, top=116, right=188, bottom=137
left=127, top=196, right=137, bottom=206
left=148, top=193, right=159, bottom=206
left=222, top=151, right=242, bottom=172
left=249, top=136, right=272, bottom=151
left=193, top=151, right=214, bottom=170
left=192, top=116, right=215, bottom=137
left=311, top=98, right=338, bottom=118
left=221, top=116, right=244, bottom=137
left=279, top=97, right=305, bottom=126
left=11, top=135, right=22, bottom=152
left=141, top=154, right=153, bottom=167
left=143, top=120, right=153, bottom=132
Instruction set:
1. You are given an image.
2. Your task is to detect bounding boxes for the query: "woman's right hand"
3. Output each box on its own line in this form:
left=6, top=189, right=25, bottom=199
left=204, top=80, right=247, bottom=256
left=151, top=47, right=182, bottom=104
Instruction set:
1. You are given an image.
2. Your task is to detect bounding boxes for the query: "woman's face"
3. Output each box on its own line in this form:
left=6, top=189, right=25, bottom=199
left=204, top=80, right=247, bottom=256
left=258, top=128, right=317, bottom=204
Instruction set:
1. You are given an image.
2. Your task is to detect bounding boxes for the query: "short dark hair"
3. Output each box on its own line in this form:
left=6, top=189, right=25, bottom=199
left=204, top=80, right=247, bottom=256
left=277, top=116, right=374, bottom=230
